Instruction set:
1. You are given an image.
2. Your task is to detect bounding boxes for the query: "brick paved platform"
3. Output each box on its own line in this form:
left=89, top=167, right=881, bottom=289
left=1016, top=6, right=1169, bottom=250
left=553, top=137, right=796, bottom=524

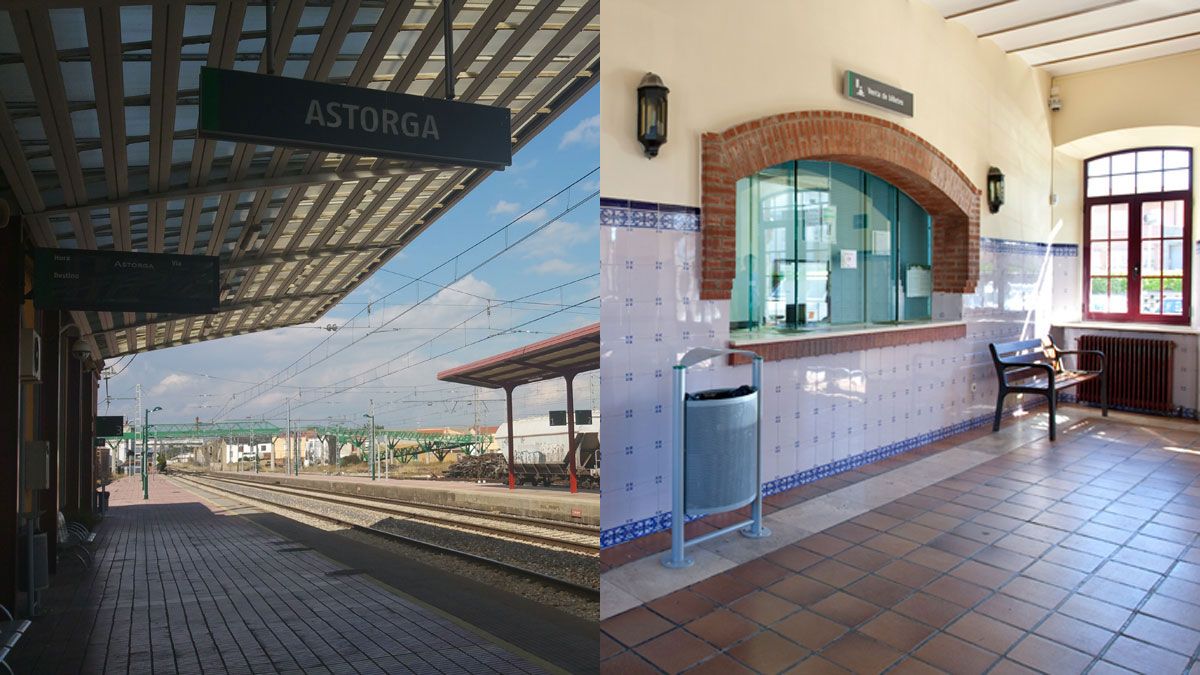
left=202, top=471, right=599, bottom=526
left=602, top=407, right=1200, bottom=673
left=10, top=474, right=550, bottom=674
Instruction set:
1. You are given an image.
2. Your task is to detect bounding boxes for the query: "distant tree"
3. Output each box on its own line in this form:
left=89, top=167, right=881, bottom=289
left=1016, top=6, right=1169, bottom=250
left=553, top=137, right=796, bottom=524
left=155, top=452, right=167, bottom=472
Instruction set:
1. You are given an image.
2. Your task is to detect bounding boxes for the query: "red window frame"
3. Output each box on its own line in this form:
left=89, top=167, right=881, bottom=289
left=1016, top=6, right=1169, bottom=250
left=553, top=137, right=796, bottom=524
left=1082, top=147, right=1192, bottom=325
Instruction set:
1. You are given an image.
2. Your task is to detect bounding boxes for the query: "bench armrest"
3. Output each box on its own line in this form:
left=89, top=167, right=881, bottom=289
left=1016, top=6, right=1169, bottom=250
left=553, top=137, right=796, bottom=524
left=1055, top=349, right=1105, bottom=373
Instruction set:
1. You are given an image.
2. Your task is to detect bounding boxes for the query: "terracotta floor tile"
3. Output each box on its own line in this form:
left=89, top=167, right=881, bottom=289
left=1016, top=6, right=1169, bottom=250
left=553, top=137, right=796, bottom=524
left=878, top=559, right=941, bottom=588
left=635, top=628, right=719, bottom=674
left=979, top=659, right=1038, bottom=675
left=853, top=512, right=905, bottom=533
left=890, top=522, right=944, bottom=545
left=1109, top=546, right=1175, bottom=575
left=893, top=592, right=967, bottom=629
left=728, top=557, right=791, bottom=588
left=923, top=575, right=990, bottom=607
left=1033, top=612, right=1114, bottom=654
left=796, top=533, right=854, bottom=557
left=810, top=591, right=884, bottom=627
left=1096, top=560, right=1164, bottom=590
left=726, top=630, right=809, bottom=674
left=971, top=545, right=1034, bottom=573
left=684, top=608, right=759, bottom=649
left=647, top=590, right=718, bottom=625
left=844, top=574, right=913, bottom=608
left=949, top=521, right=1004, bottom=545
left=683, top=653, right=756, bottom=674
left=948, top=560, right=1013, bottom=588
left=804, top=558, right=868, bottom=588
left=993, top=533, right=1053, bottom=560
left=826, top=521, right=880, bottom=544
left=783, top=655, right=852, bottom=674
left=1089, top=660, right=1139, bottom=675
left=604, top=606, right=676, bottom=647
left=1103, top=635, right=1191, bottom=675
left=764, top=545, right=823, bottom=572
left=1123, top=613, right=1200, bottom=656
left=1078, top=576, right=1148, bottom=609
left=859, top=610, right=937, bottom=651
left=601, top=632, right=623, bottom=659
left=763, top=574, right=835, bottom=606
left=1008, top=634, right=1092, bottom=675
left=821, top=632, right=904, bottom=674
left=1022, top=560, right=1088, bottom=590
left=1057, top=594, right=1133, bottom=632
left=1155, top=576, right=1200, bottom=606
left=886, top=656, right=947, bottom=675
left=905, top=546, right=964, bottom=573
left=911, top=510, right=963, bottom=532
left=1142, top=592, right=1200, bottom=631
left=835, top=545, right=894, bottom=573
left=600, top=651, right=660, bottom=675
left=999, top=575, right=1068, bottom=609
left=690, top=572, right=757, bottom=605
left=976, top=593, right=1049, bottom=631
left=912, top=633, right=998, bottom=675
left=945, top=611, right=1025, bottom=654
left=774, top=609, right=848, bottom=650
left=864, top=532, right=922, bottom=557
left=729, top=590, right=800, bottom=626
left=1042, top=543, right=1105, bottom=572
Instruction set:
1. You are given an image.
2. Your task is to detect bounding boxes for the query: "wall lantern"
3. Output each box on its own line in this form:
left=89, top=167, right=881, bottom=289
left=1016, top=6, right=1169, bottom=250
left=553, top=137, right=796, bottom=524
left=637, top=72, right=669, bottom=158
left=987, top=167, right=1005, bottom=214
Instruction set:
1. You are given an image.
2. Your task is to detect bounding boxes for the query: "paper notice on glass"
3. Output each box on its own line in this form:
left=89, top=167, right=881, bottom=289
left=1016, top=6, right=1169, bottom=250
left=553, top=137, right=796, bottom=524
left=840, top=249, right=857, bottom=269
left=906, top=266, right=931, bottom=297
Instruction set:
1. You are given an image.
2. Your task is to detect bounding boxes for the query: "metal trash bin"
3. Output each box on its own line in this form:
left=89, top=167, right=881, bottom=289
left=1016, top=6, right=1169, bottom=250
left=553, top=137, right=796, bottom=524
left=664, top=348, right=771, bottom=569
left=684, top=386, right=758, bottom=515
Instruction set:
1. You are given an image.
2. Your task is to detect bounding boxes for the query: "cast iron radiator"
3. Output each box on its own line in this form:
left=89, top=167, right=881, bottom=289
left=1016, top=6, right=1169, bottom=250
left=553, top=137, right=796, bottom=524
left=1076, top=335, right=1175, bottom=412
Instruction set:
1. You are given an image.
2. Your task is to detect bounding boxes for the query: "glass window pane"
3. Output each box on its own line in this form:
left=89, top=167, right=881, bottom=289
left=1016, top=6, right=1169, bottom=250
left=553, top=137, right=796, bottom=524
left=1164, top=277, right=1184, bottom=315
left=1110, top=241, right=1127, bottom=274
left=1136, top=171, right=1162, bottom=193
left=1164, top=149, right=1190, bottom=169
left=1142, top=202, right=1161, bottom=238
left=1090, top=277, right=1108, bottom=313
left=1137, top=150, right=1163, bottom=171
left=1112, top=152, right=1136, bottom=174
left=1087, top=156, right=1111, bottom=176
left=1090, top=242, right=1108, bottom=275
left=1090, top=204, right=1108, bottom=240
left=1142, top=240, right=1161, bottom=275
left=1163, top=200, right=1184, bottom=237
left=1110, top=203, right=1129, bottom=238
left=1087, top=176, right=1110, bottom=197
left=1164, top=240, right=1184, bottom=275
left=1164, top=168, right=1189, bottom=191
left=1141, top=277, right=1162, bottom=315
left=1110, top=277, right=1128, bottom=313
left=1111, top=174, right=1135, bottom=195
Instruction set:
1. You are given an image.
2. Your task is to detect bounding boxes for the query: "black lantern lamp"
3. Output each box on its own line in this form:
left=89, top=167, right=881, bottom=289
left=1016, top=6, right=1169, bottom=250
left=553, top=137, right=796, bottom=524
left=987, top=167, right=1005, bottom=214
left=637, top=72, right=669, bottom=158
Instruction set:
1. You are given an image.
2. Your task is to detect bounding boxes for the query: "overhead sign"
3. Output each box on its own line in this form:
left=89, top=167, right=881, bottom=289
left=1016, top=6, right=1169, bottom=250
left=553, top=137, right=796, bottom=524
left=33, top=248, right=219, bottom=314
left=96, top=416, right=125, bottom=438
left=198, top=67, right=512, bottom=170
left=844, top=70, right=913, bottom=117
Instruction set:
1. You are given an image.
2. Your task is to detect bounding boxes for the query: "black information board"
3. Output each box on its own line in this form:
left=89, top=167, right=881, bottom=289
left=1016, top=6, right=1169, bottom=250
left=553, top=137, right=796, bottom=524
left=96, top=415, right=125, bottom=438
left=34, top=248, right=220, bottom=314
left=199, top=67, right=512, bottom=169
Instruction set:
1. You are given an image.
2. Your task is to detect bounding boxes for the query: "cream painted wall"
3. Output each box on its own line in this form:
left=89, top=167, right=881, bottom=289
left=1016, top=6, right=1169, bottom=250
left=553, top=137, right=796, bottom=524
left=600, top=0, right=1054, bottom=242
left=1051, top=51, right=1200, bottom=147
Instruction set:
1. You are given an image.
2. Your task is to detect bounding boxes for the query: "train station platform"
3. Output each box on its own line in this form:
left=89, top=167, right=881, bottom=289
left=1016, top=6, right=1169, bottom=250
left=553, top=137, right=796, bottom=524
left=202, top=471, right=600, bottom=527
left=10, top=474, right=595, bottom=674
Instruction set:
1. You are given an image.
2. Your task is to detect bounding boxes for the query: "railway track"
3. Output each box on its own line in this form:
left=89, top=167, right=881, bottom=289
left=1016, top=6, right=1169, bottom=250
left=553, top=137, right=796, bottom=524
left=188, top=471, right=599, bottom=554
left=174, top=474, right=599, bottom=601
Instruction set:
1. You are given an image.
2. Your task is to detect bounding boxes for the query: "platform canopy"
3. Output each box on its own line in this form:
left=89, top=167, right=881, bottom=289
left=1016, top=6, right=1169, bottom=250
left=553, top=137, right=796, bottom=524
left=437, top=321, right=598, bottom=389
left=0, top=1, right=598, bottom=360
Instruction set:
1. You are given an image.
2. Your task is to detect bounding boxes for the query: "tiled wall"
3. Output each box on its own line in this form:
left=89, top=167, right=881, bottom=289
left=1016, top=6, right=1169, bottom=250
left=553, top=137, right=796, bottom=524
left=600, top=198, right=1083, bottom=548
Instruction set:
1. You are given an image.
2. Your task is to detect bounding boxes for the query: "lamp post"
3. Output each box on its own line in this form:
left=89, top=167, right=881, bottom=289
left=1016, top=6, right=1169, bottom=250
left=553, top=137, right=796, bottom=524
left=363, top=410, right=376, bottom=481
left=142, top=406, right=162, bottom=500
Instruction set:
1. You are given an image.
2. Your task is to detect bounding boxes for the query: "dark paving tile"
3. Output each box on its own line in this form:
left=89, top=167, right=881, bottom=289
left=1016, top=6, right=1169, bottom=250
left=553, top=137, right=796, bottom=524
left=725, top=630, right=808, bottom=674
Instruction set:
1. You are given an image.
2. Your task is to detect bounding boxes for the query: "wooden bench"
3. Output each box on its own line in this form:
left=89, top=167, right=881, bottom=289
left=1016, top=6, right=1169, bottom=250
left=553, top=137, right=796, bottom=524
left=0, top=602, right=31, bottom=675
left=989, top=337, right=1107, bottom=441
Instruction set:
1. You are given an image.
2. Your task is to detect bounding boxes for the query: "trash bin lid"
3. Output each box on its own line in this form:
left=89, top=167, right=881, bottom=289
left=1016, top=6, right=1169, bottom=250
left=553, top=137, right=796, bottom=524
left=686, top=385, right=757, bottom=401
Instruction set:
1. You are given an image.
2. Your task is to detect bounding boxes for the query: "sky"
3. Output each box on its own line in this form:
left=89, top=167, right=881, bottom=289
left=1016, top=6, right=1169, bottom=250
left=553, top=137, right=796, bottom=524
left=101, top=87, right=599, bottom=433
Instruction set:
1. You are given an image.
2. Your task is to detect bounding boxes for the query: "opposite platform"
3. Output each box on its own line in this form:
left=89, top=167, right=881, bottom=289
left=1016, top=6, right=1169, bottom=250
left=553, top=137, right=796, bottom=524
left=10, top=474, right=551, bottom=674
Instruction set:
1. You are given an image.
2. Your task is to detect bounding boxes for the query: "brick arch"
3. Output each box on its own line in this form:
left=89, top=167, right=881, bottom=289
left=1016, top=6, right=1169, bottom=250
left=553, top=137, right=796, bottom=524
left=700, top=110, right=981, bottom=300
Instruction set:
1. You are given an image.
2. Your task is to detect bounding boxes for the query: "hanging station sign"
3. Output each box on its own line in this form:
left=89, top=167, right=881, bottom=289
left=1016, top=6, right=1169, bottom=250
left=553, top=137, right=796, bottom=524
left=33, top=248, right=220, bottom=314
left=843, top=70, right=913, bottom=117
left=198, top=67, right=512, bottom=170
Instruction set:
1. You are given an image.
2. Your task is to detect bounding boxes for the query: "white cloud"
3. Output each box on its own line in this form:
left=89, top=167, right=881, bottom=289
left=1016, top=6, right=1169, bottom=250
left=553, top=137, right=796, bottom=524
left=529, top=259, right=576, bottom=276
left=488, top=199, right=521, bottom=216
left=558, top=114, right=600, bottom=150
left=521, top=219, right=596, bottom=259
left=150, top=373, right=193, bottom=396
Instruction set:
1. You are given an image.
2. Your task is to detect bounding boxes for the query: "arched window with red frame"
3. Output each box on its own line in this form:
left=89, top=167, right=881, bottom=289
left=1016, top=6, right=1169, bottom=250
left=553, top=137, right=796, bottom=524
left=1084, top=147, right=1192, bottom=324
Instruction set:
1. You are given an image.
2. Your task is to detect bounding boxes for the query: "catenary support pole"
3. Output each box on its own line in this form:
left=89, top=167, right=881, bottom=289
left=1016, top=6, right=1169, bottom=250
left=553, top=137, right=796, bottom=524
left=564, top=372, right=578, bottom=494
left=505, top=385, right=515, bottom=490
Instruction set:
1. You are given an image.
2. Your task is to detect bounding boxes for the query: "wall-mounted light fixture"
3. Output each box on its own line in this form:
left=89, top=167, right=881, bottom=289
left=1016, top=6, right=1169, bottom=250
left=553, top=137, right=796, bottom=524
left=637, top=72, right=669, bottom=158
left=987, top=167, right=1005, bottom=214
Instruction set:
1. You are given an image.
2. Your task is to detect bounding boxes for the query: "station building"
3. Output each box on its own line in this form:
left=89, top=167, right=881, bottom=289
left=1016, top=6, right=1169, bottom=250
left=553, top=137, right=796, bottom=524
left=600, top=1, right=1200, bottom=671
